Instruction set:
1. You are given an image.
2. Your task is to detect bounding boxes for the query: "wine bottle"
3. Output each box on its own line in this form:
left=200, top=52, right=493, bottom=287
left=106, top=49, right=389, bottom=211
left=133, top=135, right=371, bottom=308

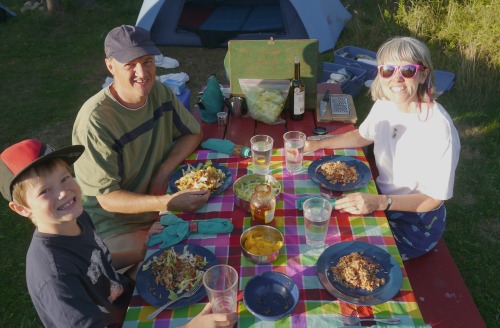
left=290, top=56, right=305, bottom=120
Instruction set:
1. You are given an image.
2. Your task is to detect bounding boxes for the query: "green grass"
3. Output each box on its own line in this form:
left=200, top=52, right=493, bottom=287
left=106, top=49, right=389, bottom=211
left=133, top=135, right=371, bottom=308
left=0, top=0, right=498, bottom=327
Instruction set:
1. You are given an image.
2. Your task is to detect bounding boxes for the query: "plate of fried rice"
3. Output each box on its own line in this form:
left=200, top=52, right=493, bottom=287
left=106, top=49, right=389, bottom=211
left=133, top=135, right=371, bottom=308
left=316, top=241, right=402, bottom=306
left=308, top=155, right=371, bottom=191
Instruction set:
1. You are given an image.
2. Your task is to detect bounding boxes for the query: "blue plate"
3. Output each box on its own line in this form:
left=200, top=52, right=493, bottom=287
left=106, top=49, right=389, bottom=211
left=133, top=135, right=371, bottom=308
left=316, top=241, right=402, bottom=306
left=169, top=162, right=232, bottom=195
left=136, top=244, right=218, bottom=308
left=243, top=271, right=299, bottom=321
left=308, top=155, right=371, bottom=191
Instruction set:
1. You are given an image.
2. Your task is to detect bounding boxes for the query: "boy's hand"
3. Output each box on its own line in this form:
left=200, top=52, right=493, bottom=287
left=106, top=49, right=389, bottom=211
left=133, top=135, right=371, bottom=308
left=183, top=303, right=237, bottom=328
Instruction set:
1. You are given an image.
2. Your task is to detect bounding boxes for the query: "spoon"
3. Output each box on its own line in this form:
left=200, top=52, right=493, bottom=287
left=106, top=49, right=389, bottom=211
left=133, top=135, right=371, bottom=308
left=340, top=314, right=401, bottom=325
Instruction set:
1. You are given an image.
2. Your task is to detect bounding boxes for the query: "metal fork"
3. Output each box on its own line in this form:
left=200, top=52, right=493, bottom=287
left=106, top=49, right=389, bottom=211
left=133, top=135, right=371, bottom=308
left=340, top=314, right=401, bottom=325
left=147, top=279, right=204, bottom=320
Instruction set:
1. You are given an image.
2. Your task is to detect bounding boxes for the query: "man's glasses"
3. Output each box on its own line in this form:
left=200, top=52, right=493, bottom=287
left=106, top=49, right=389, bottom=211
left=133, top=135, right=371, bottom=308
left=377, top=64, right=425, bottom=79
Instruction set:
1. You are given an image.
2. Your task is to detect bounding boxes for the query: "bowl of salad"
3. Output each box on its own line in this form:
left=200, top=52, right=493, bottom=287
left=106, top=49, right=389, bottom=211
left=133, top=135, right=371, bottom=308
left=233, top=174, right=281, bottom=212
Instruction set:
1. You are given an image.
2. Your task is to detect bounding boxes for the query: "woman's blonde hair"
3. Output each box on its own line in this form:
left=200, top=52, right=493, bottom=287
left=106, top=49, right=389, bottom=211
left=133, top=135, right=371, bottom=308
left=370, top=36, right=435, bottom=102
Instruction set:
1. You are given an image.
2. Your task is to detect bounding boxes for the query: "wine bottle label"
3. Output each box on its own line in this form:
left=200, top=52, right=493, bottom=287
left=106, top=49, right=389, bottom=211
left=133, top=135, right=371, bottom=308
left=293, top=88, right=305, bottom=115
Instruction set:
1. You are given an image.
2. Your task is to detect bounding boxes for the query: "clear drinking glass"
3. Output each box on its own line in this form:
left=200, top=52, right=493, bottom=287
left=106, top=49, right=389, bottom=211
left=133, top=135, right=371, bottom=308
left=203, top=264, right=238, bottom=313
left=250, top=135, right=273, bottom=174
left=283, top=131, right=306, bottom=173
left=217, top=112, right=228, bottom=125
left=303, top=197, right=333, bottom=248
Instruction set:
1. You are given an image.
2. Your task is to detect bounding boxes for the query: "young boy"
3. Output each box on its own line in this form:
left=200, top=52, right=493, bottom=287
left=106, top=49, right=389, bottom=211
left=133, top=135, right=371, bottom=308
left=0, top=139, right=140, bottom=327
left=0, top=139, right=237, bottom=328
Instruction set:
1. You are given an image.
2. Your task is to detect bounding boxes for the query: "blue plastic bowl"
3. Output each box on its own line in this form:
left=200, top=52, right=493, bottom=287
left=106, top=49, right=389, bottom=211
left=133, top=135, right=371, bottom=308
left=243, top=271, right=299, bottom=321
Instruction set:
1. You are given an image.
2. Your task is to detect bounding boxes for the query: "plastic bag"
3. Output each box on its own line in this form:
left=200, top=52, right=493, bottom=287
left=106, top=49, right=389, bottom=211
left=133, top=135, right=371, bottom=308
left=239, top=79, right=289, bottom=125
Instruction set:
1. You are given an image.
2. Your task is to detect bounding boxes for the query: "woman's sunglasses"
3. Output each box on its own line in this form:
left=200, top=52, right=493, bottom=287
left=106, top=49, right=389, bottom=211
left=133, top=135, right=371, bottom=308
left=377, top=64, right=426, bottom=79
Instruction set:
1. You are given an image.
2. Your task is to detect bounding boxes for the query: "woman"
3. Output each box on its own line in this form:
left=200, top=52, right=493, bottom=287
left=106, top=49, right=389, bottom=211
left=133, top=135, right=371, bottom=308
left=305, top=36, right=460, bottom=259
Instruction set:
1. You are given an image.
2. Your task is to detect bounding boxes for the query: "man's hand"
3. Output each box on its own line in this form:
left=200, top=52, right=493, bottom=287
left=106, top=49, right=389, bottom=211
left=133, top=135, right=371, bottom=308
left=182, top=303, right=237, bottom=328
left=147, top=221, right=164, bottom=236
left=162, top=189, right=210, bottom=212
left=143, top=221, right=164, bottom=244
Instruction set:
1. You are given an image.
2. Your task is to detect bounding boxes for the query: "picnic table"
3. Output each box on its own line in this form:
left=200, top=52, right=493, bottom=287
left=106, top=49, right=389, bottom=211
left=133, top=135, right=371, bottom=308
left=121, top=83, right=433, bottom=327
left=123, top=83, right=486, bottom=328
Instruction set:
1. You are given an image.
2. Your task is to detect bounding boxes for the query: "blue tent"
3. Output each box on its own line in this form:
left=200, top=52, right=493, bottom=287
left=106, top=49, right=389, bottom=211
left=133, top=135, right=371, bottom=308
left=0, top=2, right=16, bottom=22
left=136, top=0, right=351, bottom=52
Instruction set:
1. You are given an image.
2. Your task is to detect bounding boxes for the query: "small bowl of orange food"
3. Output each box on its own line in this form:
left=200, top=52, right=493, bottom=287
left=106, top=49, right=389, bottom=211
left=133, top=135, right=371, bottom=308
left=240, top=225, right=284, bottom=264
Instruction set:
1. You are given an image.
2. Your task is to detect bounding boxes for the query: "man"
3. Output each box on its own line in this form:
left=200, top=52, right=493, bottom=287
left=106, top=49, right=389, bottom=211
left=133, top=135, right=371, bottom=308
left=72, top=25, right=210, bottom=276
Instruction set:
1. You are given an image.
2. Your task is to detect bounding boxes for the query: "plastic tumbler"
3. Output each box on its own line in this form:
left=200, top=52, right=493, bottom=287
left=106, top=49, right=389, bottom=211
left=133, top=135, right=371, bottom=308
left=303, top=197, right=333, bottom=248
left=203, top=264, right=238, bottom=313
left=283, top=131, right=306, bottom=173
left=250, top=135, right=273, bottom=174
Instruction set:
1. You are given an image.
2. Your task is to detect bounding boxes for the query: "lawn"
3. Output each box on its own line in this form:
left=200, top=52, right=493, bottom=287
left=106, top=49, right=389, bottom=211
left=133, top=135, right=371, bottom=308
left=0, top=0, right=498, bottom=327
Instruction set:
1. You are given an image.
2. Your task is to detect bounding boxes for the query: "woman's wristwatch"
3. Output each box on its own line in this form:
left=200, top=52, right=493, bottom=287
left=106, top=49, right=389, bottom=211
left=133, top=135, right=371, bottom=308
left=385, top=195, right=393, bottom=211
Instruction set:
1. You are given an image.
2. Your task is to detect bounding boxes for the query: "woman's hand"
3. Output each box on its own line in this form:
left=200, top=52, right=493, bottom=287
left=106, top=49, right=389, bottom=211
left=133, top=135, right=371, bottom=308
left=335, top=192, right=385, bottom=215
left=182, top=303, right=237, bottom=328
left=303, top=140, right=318, bottom=153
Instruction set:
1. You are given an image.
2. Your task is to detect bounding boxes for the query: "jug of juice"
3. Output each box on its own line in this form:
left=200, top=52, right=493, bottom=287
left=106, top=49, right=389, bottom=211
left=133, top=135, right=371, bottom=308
left=249, top=183, right=276, bottom=226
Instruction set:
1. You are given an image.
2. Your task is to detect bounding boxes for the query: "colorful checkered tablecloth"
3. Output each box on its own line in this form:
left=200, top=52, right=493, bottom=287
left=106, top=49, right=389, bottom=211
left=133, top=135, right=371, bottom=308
left=122, top=148, right=427, bottom=328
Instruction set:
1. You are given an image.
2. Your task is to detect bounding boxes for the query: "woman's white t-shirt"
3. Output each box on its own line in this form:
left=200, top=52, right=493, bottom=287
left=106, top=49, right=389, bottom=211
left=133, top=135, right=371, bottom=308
left=359, top=100, right=460, bottom=200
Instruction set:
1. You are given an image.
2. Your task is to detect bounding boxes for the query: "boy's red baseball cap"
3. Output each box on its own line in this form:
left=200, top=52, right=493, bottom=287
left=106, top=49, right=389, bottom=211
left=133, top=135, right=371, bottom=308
left=0, top=139, right=84, bottom=201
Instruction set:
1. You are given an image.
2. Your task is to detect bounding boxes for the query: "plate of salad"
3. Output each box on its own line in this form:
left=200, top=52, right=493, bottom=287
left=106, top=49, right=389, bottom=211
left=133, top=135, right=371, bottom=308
left=136, top=244, right=218, bottom=308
